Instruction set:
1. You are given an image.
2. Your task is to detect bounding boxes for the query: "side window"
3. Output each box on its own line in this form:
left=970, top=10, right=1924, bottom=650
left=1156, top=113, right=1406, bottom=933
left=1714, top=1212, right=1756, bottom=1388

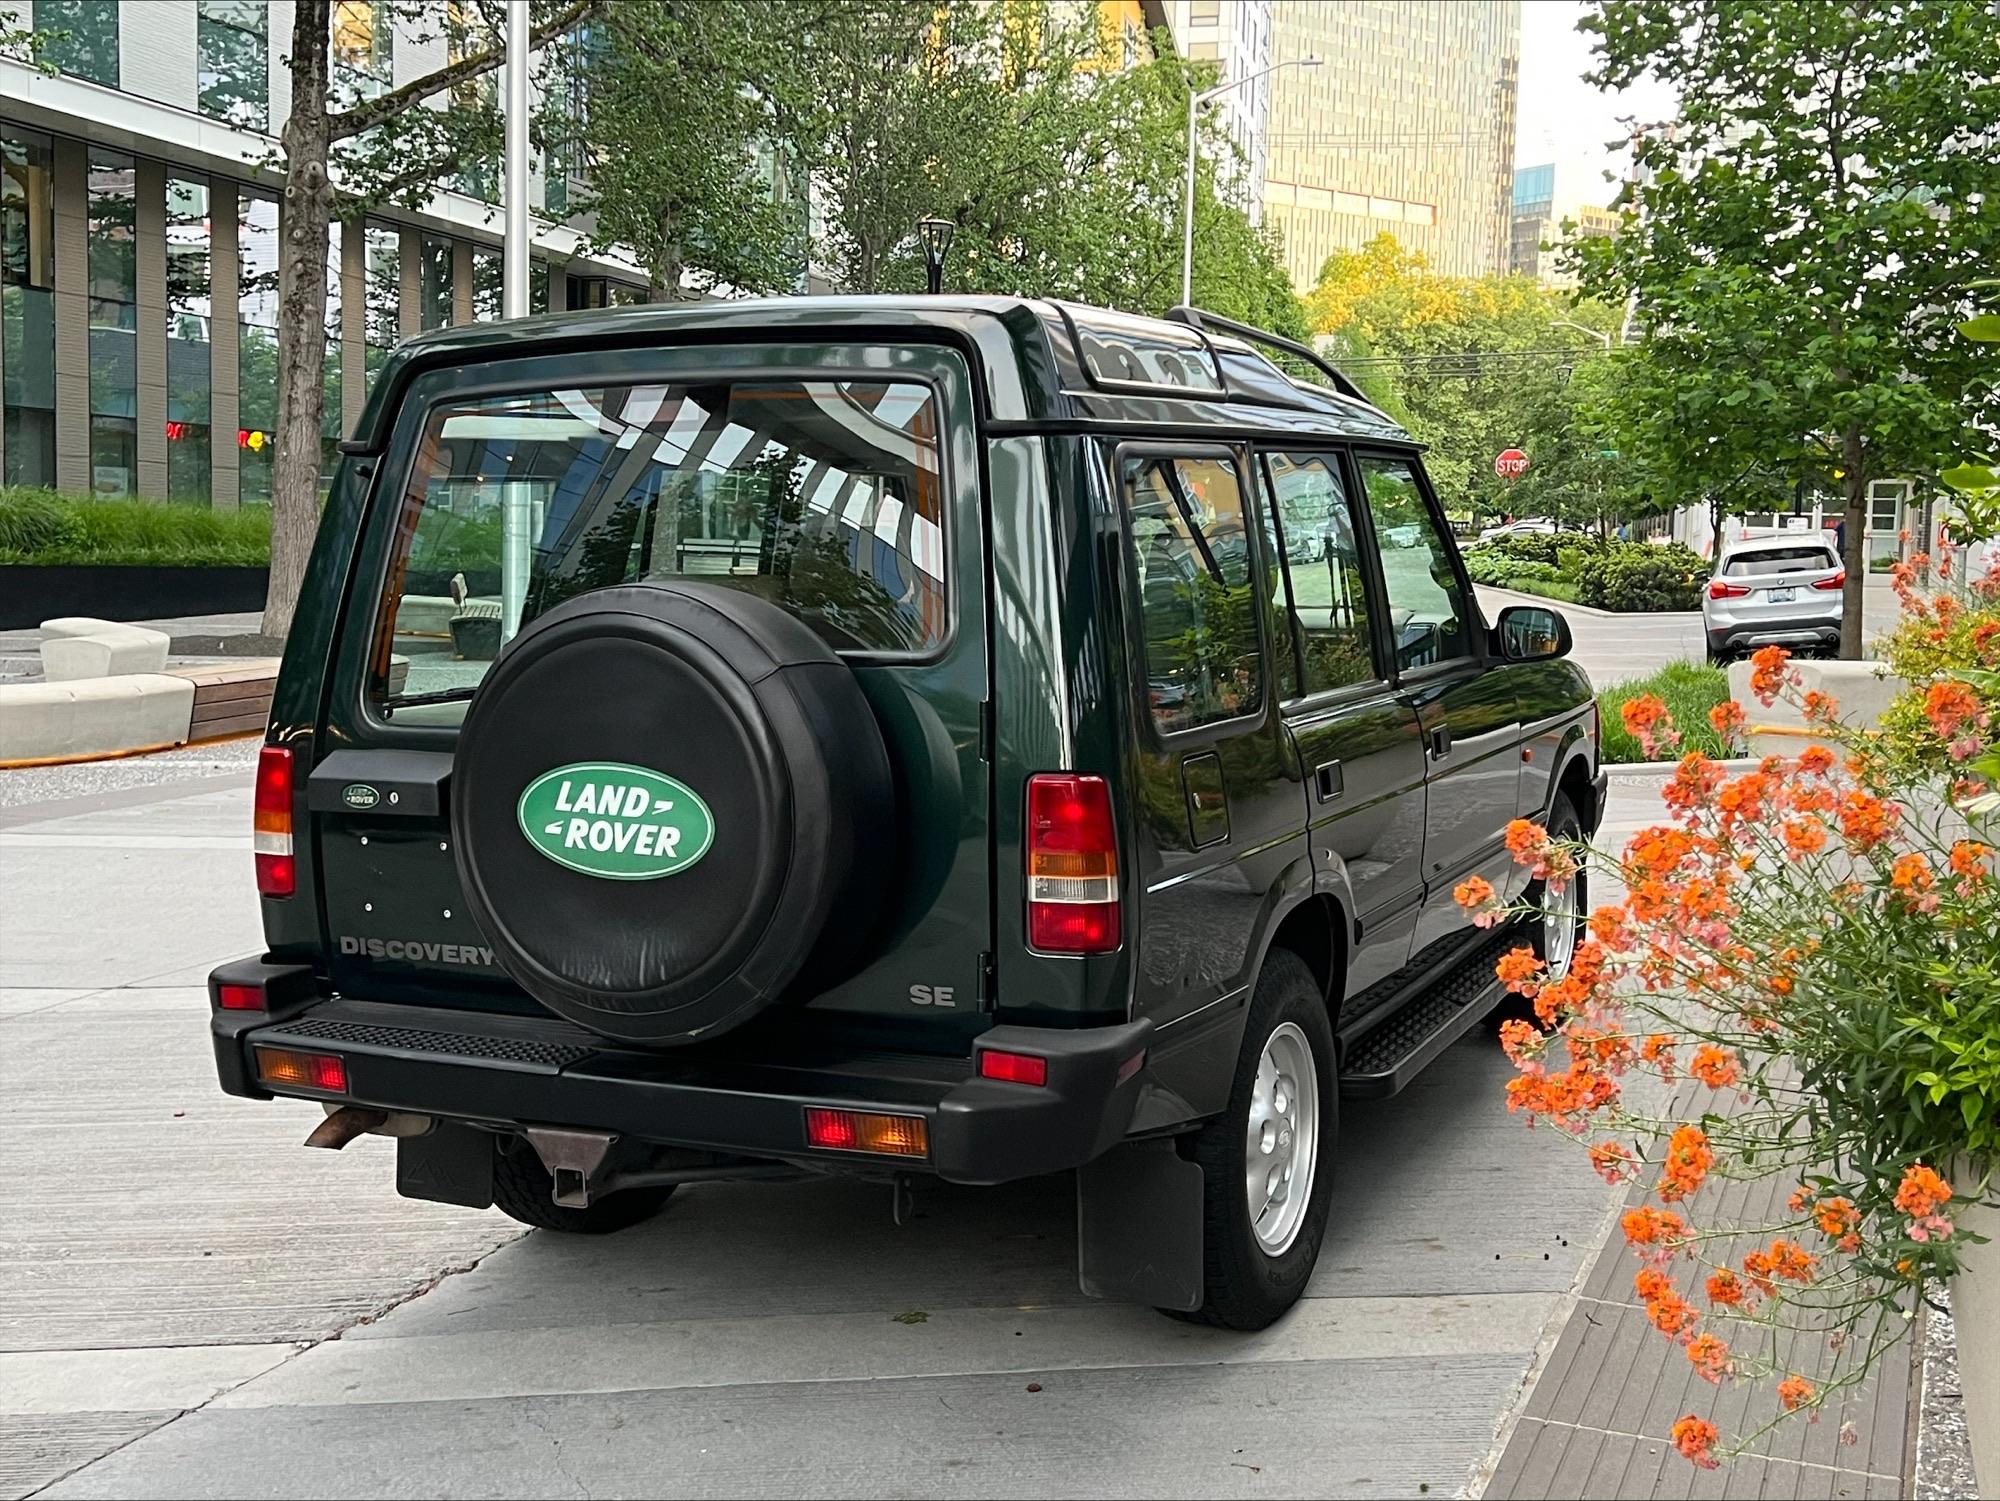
left=1359, top=455, right=1473, bottom=671
left=1264, top=452, right=1379, bottom=693
left=1121, top=452, right=1264, bottom=734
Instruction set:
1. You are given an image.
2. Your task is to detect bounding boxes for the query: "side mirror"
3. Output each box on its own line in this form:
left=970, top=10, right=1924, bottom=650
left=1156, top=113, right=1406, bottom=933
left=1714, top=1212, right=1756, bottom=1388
left=1495, top=603, right=1571, bottom=663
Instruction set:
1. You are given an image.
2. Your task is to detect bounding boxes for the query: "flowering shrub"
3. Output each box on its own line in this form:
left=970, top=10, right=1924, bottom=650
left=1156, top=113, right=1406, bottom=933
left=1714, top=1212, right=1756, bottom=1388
left=1463, top=641, right=1997, bottom=1467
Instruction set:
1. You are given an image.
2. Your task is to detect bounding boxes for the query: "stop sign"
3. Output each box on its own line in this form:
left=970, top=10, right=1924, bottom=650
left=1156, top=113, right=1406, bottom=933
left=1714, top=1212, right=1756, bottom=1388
left=1495, top=448, right=1530, bottom=480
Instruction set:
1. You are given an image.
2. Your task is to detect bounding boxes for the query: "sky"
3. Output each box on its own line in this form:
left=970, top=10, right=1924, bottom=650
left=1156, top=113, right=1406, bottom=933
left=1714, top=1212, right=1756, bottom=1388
left=1513, top=0, right=1678, bottom=212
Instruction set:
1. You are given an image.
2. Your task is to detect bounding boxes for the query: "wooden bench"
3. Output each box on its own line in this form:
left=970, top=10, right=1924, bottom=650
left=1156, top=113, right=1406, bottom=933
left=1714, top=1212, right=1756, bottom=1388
left=164, top=660, right=282, bottom=744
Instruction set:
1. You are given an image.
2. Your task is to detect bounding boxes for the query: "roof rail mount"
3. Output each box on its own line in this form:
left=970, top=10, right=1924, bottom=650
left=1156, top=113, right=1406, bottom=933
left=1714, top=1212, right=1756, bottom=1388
left=1164, top=305, right=1367, bottom=404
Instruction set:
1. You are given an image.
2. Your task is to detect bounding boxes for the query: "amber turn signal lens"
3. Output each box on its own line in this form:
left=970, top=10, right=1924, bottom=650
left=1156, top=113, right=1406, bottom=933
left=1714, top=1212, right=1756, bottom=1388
left=803, top=1107, right=929, bottom=1158
left=254, top=1046, right=348, bottom=1093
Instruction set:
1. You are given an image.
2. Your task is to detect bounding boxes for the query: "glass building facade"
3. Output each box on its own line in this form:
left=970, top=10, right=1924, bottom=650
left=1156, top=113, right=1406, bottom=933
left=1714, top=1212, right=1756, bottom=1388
left=0, top=2, right=652, bottom=506
left=1262, top=0, right=1520, bottom=284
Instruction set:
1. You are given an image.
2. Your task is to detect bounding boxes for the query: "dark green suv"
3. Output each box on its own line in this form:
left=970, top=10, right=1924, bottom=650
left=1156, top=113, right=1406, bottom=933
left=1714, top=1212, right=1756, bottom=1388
left=209, top=297, right=1604, bottom=1330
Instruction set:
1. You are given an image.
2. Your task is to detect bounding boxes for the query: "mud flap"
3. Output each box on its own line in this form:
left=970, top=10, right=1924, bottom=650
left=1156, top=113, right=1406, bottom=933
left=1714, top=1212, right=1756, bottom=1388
left=396, top=1122, right=494, bottom=1208
left=1076, top=1138, right=1203, bottom=1311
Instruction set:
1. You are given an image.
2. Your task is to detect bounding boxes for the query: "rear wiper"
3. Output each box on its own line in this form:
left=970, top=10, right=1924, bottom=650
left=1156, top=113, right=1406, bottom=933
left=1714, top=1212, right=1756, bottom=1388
left=384, top=689, right=473, bottom=712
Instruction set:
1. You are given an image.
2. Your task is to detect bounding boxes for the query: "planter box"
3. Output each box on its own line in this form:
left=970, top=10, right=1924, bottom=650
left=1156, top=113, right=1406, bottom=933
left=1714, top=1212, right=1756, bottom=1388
left=0, top=566, right=269, bottom=631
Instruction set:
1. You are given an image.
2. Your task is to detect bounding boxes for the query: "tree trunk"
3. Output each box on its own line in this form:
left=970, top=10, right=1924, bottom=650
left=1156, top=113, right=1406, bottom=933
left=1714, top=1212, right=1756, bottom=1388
left=1839, top=426, right=1867, bottom=660
left=262, top=0, right=335, bottom=640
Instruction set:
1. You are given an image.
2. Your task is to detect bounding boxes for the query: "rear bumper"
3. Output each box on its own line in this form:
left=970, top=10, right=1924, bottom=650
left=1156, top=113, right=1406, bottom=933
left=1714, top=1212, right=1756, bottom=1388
left=1706, top=616, right=1841, bottom=654
left=208, top=958, right=1152, bottom=1186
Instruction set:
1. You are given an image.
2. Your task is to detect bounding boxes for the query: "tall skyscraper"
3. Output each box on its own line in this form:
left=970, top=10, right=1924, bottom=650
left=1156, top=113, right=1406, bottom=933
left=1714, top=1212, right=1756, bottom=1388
left=1510, top=163, right=1618, bottom=287
left=1261, top=1, right=1521, bottom=287
left=1158, top=0, right=1275, bottom=219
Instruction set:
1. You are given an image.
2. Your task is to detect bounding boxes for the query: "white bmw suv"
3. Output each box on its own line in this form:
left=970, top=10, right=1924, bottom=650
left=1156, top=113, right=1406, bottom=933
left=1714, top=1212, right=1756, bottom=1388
left=1703, top=533, right=1846, bottom=662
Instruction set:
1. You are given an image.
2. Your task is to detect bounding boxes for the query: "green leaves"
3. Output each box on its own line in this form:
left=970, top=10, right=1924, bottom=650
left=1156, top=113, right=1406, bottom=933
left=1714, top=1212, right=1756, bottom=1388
left=1959, top=315, right=2000, bottom=343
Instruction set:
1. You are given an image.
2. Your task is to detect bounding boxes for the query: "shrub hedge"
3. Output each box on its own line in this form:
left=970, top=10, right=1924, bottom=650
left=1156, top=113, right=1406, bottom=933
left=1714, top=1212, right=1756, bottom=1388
left=0, top=487, right=271, bottom=566
left=1462, top=532, right=1706, bottom=612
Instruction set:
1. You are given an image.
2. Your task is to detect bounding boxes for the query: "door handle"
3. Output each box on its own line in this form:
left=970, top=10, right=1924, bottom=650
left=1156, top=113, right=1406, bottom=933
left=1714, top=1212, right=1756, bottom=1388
left=1314, top=761, right=1344, bottom=803
left=1428, top=724, right=1453, bottom=759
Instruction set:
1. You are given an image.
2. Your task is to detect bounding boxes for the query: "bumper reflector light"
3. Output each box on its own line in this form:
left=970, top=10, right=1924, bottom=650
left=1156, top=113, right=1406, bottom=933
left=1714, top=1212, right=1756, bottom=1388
left=254, top=1046, right=348, bottom=1094
left=978, top=1049, right=1048, bottom=1086
left=217, top=983, right=264, bottom=1011
left=803, top=1107, right=929, bottom=1158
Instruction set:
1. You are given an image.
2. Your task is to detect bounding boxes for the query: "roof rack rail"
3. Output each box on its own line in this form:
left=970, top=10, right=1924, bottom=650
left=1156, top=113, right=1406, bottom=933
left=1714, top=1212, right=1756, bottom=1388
left=1163, top=305, right=1368, bottom=404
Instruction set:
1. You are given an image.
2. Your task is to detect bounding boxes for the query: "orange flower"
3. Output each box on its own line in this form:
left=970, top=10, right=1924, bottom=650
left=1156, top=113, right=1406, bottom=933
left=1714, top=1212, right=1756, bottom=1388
left=1796, top=744, right=1836, bottom=776
left=1749, top=644, right=1791, bottom=704
left=1658, top=1124, right=1714, bottom=1202
left=1742, top=1247, right=1777, bottom=1295
left=1812, top=1197, right=1861, bottom=1251
left=1671, top=1414, right=1721, bottom=1469
left=1708, top=699, right=1746, bottom=740
left=1716, top=771, right=1775, bottom=828
left=1454, top=874, right=1495, bottom=911
left=1590, top=1140, right=1636, bottom=1184
left=1689, top=1045, right=1739, bottom=1090
left=1622, top=692, right=1679, bottom=756
left=1635, top=1266, right=1674, bottom=1303
left=1646, top=1288, right=1699, bottom=1336
left=1769, top=1239, right=1817, bottom=1283
left=1781, top=818, right=1827, bottom=858
left=1838, top=791, right=1895, bottom=851
left=1926, top=680, right=1984, bottom=741
left=1778, top=1375, right=1816, bottom=1412
left=1495, top=945, right=1544, bottom=993
left=1894, top=1163, right=1952, bottom=1219
left=1662, top=752, right=1727, bottom=819
left=1705, top=1269, right=1745, bottom=1307
left=1623, top=1205, right=1690, bottom=1249
left=1498, top=1017, right=1543, bottom=1065
left=1640, top=1033, right=1677, bottom=1080
left=1686, top=1332, right=1731, bottom=1383
left=1890, top=853, right=1934, bottom=893
left=1950, top=841, right=1990, bottom=880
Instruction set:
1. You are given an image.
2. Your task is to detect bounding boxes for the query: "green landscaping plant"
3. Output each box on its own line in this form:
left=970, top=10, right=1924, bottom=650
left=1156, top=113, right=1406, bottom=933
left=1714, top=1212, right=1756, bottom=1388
left=1596, top=660, right=1730, bottom=764
left=0, top=488, right=271, bottom=567
left=1576, top=541, right=1705, bottom=612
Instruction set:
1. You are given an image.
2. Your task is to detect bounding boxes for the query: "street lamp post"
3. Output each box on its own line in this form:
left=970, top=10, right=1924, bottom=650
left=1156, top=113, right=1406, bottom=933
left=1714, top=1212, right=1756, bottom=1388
left=1551, top=319, right=1613, bottom=351
left=502, top=0, right=529, bottom=320
left=918, top=216, right=955, bottom=296
left=1181, top=56, right=1320, bottom=307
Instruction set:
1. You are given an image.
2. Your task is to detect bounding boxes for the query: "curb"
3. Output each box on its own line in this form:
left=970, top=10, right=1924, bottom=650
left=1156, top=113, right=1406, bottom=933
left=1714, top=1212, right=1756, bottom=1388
left=1473, top=584, right=1694, bottom=622
left=1605, top=756, right=1764, bottom=777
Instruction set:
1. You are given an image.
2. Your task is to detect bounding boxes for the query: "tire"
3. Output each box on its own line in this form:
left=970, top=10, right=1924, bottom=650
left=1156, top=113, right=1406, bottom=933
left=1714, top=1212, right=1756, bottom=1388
left=1175, top=948, right=1338, bottom=1330
left=490, top=1138, right=675, bottom=1235
left=451, top=581, right=894, bottom=1046
left=1528, top=793, right=1587, bottom=980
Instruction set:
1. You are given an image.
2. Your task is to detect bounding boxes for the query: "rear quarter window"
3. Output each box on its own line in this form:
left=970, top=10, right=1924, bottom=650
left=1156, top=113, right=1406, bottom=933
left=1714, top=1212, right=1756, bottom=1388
left=367, top=379, right=947, bottom=721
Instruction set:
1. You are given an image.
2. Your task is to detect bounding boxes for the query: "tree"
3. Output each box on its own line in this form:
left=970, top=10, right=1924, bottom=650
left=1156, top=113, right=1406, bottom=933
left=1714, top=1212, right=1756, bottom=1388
left=262, top=0, right=601, bottom=639
left=1578, top=0, right=2000, bottom=656
left=563, top=3, right=808, bottom=300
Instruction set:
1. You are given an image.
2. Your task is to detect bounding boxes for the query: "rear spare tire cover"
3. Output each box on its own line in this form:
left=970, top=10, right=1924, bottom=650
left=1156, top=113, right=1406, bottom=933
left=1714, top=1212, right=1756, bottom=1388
left=450, top=582, right=893, bottom=1045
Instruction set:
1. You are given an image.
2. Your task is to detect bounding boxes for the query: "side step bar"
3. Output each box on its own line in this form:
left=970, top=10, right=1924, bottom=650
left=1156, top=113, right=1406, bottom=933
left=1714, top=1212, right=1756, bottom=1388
left=1338, top=929, right=1520, bottom=1099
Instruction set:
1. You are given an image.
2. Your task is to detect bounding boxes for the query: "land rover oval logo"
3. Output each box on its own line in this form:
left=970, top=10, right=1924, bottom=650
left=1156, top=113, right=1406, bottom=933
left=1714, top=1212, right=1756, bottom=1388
left=341, top=783, right=380, bottom=809
left=515, top=762, right=715, bottom=880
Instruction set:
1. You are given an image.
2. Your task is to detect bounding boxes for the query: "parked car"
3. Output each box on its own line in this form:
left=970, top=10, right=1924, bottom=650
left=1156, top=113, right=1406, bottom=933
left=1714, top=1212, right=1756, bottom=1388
left=207, top=297, right=1605, bottom=1331
left=1702, top=534, right=1846, bottom=661
left=1477, top=517, right=1559, bottom=543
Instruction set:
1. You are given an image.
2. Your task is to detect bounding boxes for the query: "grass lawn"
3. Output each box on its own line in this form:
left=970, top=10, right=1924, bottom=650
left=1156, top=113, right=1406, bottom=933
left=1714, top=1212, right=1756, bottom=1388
left=1489, top=575, right=1582, bottom=604
left=1596, top=659, right=1732, bottom=764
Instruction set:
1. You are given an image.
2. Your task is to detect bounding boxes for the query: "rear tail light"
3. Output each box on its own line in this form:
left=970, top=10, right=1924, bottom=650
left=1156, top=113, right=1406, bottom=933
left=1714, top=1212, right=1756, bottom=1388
left=254, top=1046, right=347, bottom=1093
left=1812, top=570, right=1846, bottom=591
left=1027, top=774, right=1120, bottom=953
left=1707, top=579, right=1750, bottom=600
left=254, top=745, right=296, bottom=897
left=803, top=1107, right=929, bottom=1158
left=978, top=1048, right=1049, bottom=1086
left=216, top=982, right=264, bottom=1011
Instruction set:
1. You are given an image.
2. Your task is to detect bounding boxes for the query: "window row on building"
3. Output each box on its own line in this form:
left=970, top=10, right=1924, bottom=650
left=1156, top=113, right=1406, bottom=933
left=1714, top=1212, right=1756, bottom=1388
left=1, top=122, right=645, bottom=507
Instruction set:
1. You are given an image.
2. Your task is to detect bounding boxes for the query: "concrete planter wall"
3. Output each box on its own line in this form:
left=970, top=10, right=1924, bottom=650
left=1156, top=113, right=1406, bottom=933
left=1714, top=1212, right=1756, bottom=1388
left=0, top=566, right=269, bottom=631
left=1952, top=1172, right=1997, bottom=1490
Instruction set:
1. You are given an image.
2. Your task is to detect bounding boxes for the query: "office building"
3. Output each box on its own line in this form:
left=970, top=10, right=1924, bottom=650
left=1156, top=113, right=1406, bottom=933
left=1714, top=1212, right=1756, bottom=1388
left=0, top=0, right=650, bottom=508
left=1261, top=0, right=1520, bottom=286
left=1158, top=0, right=1274, bottom=217
left=1510, top=161, right=1617, bottom=286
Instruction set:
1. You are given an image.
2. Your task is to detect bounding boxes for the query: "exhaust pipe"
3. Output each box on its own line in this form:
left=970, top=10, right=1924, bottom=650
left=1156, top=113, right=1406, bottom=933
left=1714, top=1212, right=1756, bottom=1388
left=304, top=1106, right=432, bottom=1149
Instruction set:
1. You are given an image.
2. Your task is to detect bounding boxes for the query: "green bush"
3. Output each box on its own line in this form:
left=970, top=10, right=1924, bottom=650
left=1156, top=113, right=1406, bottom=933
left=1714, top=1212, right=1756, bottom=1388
left=1575, top=541, right=1706, bottom=611
left=0, top=487, right=271, bottom=566
left=1596, top=659, right=1732, bottom=764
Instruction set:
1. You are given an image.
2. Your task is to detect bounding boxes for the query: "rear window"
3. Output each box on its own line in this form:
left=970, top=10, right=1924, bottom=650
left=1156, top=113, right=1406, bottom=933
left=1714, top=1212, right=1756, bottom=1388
left=370, top=379, right=946, bottom=717
left=1722, top=545, right=1836, bottom=576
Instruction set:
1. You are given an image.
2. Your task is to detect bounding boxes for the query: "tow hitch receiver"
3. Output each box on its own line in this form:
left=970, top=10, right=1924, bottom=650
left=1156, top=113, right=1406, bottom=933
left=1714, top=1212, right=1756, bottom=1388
left=526, top=1126, right=617, bottom=1207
